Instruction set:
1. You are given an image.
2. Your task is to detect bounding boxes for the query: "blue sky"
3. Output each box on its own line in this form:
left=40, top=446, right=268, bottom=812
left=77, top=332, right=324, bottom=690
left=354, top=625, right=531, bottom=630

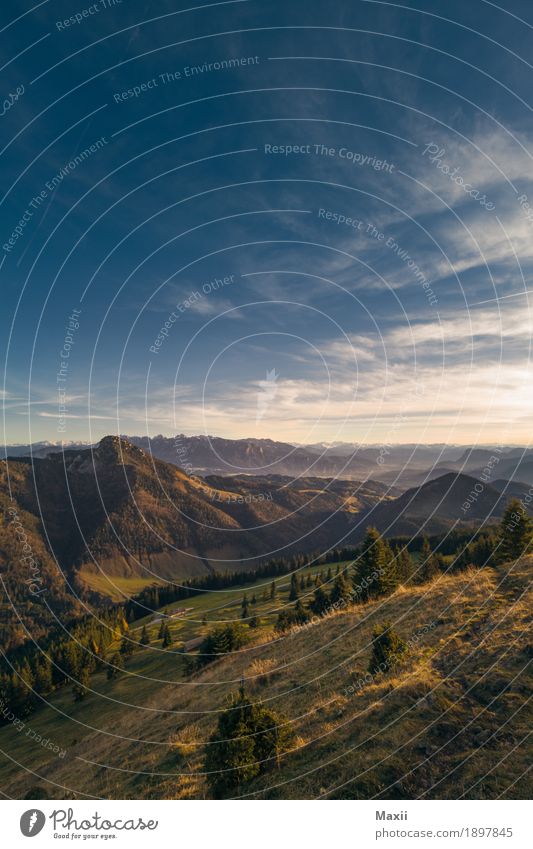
left=2, top=0, right=533, bottom=446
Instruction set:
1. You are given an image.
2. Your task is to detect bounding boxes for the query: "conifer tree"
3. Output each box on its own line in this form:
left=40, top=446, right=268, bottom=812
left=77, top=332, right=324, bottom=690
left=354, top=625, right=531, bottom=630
left=140, top=625, right=150, bottom=646
left=354, top=527, right=389, bottom=601
left=375, top=540, right=399, bottom=596
left=289, top=573, right=299, bottom=601
left=330, top=571, right=352, bottom=606
left=418, top=537, right=440, bottom=583
left=294, top=599, right=308, bottom=624
left=34, top=659, right=53, bottom=696
left=395, top=545, right=413, bottom=584
left=270, top=581, right=276, bottom=599
left=162, top=624, right=173, bottom=648
left=497, top=499, right=532, bottom=563
left=204, top=686, right=293, bottom=798
left=310, top=585, right=329, bottom=616
left=119, top=636, right=134, bottom=657
left=369, top=622, right=407, bottom=675
left=107, top=652, right=124, bottom=680
left=72, top=665, right=90, bottom=702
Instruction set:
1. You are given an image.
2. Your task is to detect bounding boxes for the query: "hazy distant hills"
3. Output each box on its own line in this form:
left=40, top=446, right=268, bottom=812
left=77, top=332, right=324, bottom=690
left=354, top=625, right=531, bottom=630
left=2, top=435, right=530, bottom=656
left=365, top=472, right=533, bottom=538
left=127, top=434, right=380, bottom=478
left=2, top=438, right=394, bottom=601
left=6, top=435, right=533, bottom=488
left=2, top=436, right=528, bottom=605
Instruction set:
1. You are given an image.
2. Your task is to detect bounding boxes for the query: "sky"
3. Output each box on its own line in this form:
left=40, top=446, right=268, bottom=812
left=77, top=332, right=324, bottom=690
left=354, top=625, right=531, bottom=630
left=2, top=0, right=533, bottom=447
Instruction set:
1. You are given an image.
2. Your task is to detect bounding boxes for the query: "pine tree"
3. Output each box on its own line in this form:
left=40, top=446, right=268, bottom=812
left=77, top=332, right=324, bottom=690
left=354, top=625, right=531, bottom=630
left=96, top=636, right=107, bottom=667
left=251, top=594, right=257, bottom=605
left=107, top=652, right=124, bottom=680
left=369, top=622, right=407, bottom=675
left=140, top=625, right=150, bottom=646
left=204, top=687, right=293, bottom=798
left=119, top=636, right=134, bottom=657
left=275, top=610, right=292, bottom=632
left=330, top=571, right=352, bottom=606
left=310, top=586, right=329, bottom=616
left=294, top=600, right=308, bottom=624
left=158, top=619, right=166, bottom=639
left=289, top=573, right=299, bottom=601
left=270, top=581, right=276, bottom=599
left=354, top=527, right=389, bottom=601
left=191, top=623, right=249, bottom=670
left=162, top=625, right=172, bottom=648
left=375, top=540, right=398, bottom=596
left=497, top=499, right=532, bottom=563
left=34, top=659, right=53, bottom=696
left=418, top=537, right=440, bottom=583
left=72, top=665, right=90, bottom=702
left=9, top=663, right=35, bottom=717
left=395, top=545, right=413, bottom=584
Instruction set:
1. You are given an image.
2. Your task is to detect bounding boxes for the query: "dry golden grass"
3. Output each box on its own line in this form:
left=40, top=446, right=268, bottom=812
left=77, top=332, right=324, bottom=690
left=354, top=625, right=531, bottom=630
left=0, top=558, right=531, bottom=800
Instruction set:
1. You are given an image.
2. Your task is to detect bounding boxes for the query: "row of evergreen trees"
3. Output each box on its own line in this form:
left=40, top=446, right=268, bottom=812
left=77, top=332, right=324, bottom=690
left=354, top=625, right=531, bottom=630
left=0, top=608, right=130, bottom=719
left=273, top=500, right=532, bottom=633
left=2, top=500, right=529, bottom=727
left=273, top=528, right=442, bottom=633
left=123, top=549, right=350, bottom=622
left=201, top=502, right=533, bottom=797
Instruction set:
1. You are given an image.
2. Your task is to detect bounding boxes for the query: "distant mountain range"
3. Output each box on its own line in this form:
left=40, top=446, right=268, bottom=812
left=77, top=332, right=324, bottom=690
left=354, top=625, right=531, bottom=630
left=6, top=435, right=533, bottom=486
left=2, top=434, right=531, bottom=651
left=366, top=472, right=532, bottom=537
left=3, top=436, right=530, bottom=589
left=1, top=438, right=393, bottom=604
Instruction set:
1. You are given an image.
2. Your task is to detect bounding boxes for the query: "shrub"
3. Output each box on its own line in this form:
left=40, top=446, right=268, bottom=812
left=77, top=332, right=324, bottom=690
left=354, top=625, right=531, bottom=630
left=204, top=687, right=293, bottom=798
left=369, top=622, right=407, bottom=676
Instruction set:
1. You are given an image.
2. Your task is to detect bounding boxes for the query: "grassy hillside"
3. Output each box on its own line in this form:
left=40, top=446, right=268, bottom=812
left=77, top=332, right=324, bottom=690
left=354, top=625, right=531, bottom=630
left=0, top=556, right=530, bottom=800
left=2, top=437, right=392, bottom=606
